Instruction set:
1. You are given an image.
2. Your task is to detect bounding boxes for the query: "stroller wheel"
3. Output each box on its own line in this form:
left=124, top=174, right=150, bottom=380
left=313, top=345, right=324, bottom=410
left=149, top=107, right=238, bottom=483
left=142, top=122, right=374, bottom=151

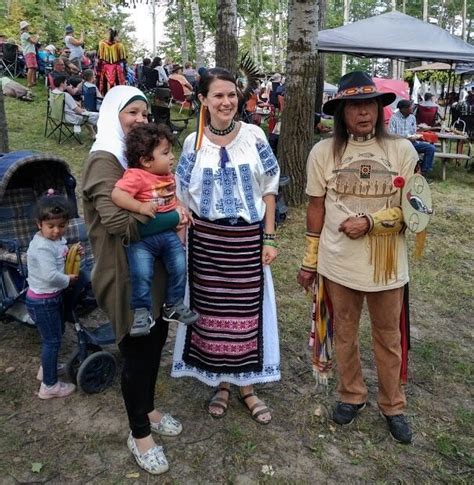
left=76, top=351, right=116, bottom=394
left=66, top=350, right=81, bottom=384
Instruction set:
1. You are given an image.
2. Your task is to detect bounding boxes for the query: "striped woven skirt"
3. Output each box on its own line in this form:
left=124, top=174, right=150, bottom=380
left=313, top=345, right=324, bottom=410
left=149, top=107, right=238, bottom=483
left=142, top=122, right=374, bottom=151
left=182, top=217, right=264, bottom=374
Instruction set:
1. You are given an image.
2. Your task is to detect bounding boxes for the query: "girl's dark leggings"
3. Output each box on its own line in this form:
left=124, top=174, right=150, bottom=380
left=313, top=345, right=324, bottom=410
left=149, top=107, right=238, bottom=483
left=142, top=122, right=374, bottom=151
left=118, top=318, right=169, bottom=438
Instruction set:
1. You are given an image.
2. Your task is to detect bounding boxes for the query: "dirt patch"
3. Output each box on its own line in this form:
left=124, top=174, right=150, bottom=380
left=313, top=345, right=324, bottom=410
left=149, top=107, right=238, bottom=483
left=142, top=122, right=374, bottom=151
left=1, top=301, right=473, bottom=484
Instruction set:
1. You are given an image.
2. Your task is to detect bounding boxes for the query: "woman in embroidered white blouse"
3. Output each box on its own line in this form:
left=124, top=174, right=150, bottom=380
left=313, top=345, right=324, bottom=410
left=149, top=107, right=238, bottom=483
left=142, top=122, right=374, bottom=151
left=172, top=68, right=281, bottom=425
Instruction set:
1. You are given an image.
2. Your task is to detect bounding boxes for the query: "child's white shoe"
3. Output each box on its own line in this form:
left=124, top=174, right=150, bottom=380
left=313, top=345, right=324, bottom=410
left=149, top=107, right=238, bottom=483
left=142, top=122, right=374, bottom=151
left=38, top=381, right=75, bottom=399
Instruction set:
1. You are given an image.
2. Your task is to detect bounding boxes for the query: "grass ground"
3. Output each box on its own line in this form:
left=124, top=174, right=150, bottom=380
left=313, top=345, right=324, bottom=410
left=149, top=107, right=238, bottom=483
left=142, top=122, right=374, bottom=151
left=0, top=81, right=473, bottom=483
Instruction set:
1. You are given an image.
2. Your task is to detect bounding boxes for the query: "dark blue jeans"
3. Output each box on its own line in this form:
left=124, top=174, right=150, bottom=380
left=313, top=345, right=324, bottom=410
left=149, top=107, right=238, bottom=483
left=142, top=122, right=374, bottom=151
left=412, top=141, right=436, bottom=173
left=26, top=295, right=65, bottom=386
left=126, top=229, right=186, bottom=311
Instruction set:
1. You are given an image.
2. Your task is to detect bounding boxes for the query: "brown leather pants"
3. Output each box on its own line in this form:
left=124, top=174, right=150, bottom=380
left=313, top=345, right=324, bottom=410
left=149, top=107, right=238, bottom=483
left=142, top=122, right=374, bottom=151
left=325, top=278, right=406, bottom=415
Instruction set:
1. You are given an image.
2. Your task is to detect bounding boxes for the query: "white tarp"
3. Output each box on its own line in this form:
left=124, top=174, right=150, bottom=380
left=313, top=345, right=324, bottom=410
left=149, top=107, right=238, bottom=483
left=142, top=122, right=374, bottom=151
left=318, top=11, right=474, bottom=63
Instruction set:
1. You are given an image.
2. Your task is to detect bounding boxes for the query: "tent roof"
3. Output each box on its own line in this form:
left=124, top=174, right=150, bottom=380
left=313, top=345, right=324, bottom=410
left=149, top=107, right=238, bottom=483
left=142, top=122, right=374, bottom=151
left=324, top=81, right=337, bottom=92
left=318, top=11, right=474, bottom=63
left=406, top=62, right=452, bottom=72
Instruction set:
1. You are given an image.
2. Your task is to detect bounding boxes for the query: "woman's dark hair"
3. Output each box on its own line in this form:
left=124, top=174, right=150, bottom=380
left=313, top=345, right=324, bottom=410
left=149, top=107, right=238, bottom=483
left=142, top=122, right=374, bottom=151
left=150, top=56, right=162, bottom=69
left=108, top=28, right=118, bottom=43
left=35, top=192, right=72, bottom=222
left=332, top=98, right=394, bottom=162
left=125, top=123, right=175, bottom=169
left=198, top=67, right=236, bottom=97
left=143, top=57, right=151, bottom=67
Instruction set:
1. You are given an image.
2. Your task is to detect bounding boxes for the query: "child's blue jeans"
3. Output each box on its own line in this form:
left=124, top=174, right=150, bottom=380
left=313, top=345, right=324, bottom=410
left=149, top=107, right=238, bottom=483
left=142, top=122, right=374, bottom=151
left=126, top=229, right=186, bottom=311
left=26, top=295, right=65, bottom=387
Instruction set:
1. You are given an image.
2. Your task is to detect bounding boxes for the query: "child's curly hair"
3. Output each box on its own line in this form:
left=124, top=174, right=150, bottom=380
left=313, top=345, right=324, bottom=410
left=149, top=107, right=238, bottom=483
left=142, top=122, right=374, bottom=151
left=125, top=123, right=175, bottom=169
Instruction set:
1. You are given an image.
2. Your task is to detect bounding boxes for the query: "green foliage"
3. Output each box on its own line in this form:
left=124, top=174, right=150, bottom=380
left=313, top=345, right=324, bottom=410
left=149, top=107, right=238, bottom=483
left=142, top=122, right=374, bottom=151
left=0, top=0, right=134, bottom=55
left=156, top=0, right=288, bottom=72
left=156, top=0, right=216, bottom=64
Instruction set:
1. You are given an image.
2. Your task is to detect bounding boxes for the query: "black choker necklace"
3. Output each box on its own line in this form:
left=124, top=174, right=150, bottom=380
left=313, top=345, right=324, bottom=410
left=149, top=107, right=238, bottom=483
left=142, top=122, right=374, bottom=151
left=208, top=120, right=236, bottom=136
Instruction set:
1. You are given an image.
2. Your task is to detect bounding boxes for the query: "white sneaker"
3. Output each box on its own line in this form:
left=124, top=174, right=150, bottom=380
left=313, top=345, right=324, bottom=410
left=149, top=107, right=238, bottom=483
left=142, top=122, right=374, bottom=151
left=127, top=432, right=169, bottom=475
left=150, top=413, right=183, bottom=436
left=38, top=381, right=75, bottom=400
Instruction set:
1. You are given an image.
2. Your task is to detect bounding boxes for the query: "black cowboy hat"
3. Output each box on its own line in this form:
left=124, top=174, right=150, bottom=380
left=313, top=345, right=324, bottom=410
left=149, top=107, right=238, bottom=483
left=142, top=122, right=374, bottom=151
left=323, top=71, right=396, bottom=116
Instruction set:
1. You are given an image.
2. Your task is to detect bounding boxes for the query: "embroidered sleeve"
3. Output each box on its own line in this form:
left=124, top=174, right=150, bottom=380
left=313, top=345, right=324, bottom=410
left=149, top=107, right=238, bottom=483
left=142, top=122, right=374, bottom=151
left=175, top=133, right=197, bottom=207
left=255, top=142, right=280, bottom=195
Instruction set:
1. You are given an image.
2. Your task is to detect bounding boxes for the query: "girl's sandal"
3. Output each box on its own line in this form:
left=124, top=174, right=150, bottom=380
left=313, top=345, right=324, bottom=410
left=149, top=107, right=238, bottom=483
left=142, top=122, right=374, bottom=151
left=208, top=386, right=230, bottom=418
left=238, top=391, right=272, bottom=425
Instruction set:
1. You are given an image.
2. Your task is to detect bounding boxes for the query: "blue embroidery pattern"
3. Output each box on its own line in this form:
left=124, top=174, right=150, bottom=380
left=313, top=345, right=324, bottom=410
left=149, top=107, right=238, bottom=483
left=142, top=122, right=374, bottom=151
left=215, top=197, right=244, bottom=215
left=200, top=168, right=213, bottom=217
left=256, top=142, right=279, bottom=176
left=221, top=166, right=237, bottom=217
left=176, top=151, right=197, bottom=193
left=213, top=168, right=237, bottom=186
left=239, top=164, right=259, bottom=222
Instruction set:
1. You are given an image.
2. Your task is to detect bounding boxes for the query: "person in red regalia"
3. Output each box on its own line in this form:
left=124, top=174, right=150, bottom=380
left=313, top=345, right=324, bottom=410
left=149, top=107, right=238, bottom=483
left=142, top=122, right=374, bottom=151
left=97, top=28, right=127, bottom=95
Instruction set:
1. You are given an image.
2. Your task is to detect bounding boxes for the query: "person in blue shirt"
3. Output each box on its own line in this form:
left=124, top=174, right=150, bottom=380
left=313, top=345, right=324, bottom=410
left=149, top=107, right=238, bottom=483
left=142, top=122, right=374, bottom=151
left=389, top=99, right=435, bottom=179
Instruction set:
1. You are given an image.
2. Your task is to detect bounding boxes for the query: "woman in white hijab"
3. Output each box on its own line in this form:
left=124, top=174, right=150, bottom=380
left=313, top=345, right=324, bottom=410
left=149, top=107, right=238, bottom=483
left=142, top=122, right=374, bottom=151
left=82, top=86, right=183, bottom=475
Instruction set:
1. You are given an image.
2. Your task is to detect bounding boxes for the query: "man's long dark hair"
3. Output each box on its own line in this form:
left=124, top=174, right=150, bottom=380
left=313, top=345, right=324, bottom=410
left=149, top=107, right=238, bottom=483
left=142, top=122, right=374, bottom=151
left=332, top=99, right=395, bottom=162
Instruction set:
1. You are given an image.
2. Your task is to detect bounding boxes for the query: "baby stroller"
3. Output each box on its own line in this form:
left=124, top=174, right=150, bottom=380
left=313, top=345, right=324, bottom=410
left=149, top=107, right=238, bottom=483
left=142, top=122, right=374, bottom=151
left=0, top=151, right=116, bottom=394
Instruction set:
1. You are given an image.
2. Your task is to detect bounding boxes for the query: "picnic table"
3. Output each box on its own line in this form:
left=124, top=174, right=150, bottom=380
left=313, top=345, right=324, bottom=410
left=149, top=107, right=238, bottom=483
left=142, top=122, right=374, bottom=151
left=434, top=131, right=470, bottom=181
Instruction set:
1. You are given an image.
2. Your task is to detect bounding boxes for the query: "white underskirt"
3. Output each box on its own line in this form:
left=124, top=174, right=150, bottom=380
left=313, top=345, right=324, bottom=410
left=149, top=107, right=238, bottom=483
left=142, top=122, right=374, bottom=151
left=171, top=265, right=281, bottom=387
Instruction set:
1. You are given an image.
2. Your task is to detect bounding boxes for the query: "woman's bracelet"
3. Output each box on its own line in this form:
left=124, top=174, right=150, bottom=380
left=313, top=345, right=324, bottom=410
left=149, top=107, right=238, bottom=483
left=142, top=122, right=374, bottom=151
left=263, top=240, right=278, bottom=248
left=263, top=233, right=276, bottom=240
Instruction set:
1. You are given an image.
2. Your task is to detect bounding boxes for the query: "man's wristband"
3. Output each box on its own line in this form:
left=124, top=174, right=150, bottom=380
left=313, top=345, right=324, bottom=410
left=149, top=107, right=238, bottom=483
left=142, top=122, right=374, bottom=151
left=301, top=232, right=320, bottom=272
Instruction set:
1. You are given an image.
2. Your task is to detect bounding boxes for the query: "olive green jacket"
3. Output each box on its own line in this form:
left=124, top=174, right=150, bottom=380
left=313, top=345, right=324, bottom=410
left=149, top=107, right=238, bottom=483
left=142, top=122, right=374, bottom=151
left=82, top=150, right=167, bottom=343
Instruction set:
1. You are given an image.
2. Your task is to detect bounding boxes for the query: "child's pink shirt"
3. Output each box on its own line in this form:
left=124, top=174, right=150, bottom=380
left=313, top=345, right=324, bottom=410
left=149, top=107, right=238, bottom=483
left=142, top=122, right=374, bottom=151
left=115, top=168, right=177, bottom=212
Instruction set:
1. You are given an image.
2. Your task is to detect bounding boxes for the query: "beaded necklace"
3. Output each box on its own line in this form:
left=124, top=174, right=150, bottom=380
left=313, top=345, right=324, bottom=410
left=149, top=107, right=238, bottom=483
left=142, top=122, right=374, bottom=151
left=208, top=120, right=236, bottom=136
left=348, top=130, right=376, bottom=142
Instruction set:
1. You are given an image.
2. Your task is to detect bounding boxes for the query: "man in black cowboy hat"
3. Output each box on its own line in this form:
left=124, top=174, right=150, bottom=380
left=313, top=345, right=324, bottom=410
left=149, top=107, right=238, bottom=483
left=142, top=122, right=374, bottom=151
left=297, top=71, right=418, bottom=444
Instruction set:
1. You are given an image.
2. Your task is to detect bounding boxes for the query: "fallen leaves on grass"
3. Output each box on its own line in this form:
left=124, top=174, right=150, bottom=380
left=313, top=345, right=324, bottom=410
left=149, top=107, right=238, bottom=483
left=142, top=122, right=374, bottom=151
left=31, top=462, right=43, bottom=473
left=125, top=471, right=140, bottom=478
left=261, top=465, right=275, bottom=476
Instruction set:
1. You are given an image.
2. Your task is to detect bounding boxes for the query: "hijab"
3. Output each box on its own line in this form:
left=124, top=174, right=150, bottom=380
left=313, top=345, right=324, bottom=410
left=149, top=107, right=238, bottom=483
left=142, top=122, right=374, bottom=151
left=90, top=85, right=148, bottom=169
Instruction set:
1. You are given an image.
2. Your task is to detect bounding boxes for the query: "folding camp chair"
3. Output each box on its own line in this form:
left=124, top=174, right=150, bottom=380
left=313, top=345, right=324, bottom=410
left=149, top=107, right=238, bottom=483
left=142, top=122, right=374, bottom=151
left=44, top=92, right=87, bottom=144
left=168, top=78, right=197, bottom=115
left=0, top=43, right=20, bottom=78
left=82, top=84, right=98, bottom=112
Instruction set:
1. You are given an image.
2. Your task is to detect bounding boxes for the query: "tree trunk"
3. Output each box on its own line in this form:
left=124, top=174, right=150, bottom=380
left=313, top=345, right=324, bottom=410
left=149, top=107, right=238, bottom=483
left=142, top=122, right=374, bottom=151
left=190, top=0, right=205, bottom=68
left=271, top=10, right=276, bottom=71
left=250, top=25, right=257, bottom=62
left=341, top=0, right=350, bottom=75
left=278, top=0, right=319, bottom=206
left=278, top=1, right=285, bottom=72
left=0, top=91, right=9, bottom=153
left=315, top=0, right=326, bottom=114
left=178, top=0, right=189, bottom=64
left=215, top=0, right=238, bottom=73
